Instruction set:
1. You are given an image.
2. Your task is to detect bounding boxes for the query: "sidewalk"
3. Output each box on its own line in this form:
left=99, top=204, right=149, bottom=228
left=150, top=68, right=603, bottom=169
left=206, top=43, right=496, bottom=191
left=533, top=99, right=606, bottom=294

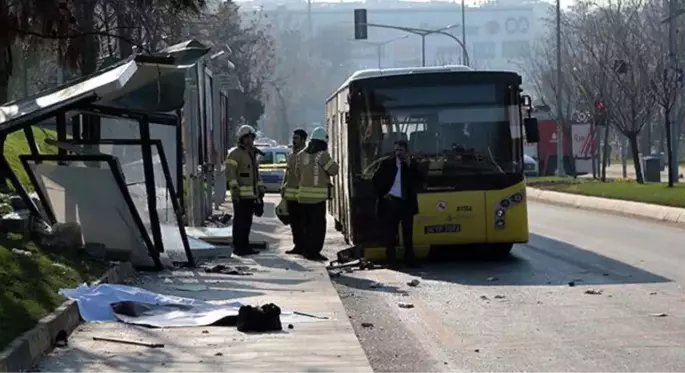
left=38, top=196, right=372, bottom=372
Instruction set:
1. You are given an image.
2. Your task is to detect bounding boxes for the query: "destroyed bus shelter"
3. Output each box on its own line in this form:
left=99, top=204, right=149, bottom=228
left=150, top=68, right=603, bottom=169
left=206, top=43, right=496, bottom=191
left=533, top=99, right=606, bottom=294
left=0, top=42, right=211, bottom=270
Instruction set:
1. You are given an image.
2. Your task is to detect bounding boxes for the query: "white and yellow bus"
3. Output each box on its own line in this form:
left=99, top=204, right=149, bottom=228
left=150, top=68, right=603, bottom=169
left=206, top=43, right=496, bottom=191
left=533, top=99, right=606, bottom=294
left=326, top=65, right=540, bottom=260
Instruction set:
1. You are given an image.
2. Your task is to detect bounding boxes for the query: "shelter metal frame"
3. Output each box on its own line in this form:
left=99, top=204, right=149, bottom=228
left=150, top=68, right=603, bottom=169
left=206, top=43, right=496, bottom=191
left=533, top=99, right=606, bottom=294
left=1, top=99, right=189, bottom=271
left=61, top=138, right=196, bottom=267
left=70, top=103, right=182, bottom=268
left=18, top=153, right=164, bottom=270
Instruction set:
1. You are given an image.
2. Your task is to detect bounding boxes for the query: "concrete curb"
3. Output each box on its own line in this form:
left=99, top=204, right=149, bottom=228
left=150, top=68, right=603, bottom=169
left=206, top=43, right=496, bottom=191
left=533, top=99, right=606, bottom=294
left=526, top=187, right=685, bottom=227
left=0, top=261, right=136, bottom=372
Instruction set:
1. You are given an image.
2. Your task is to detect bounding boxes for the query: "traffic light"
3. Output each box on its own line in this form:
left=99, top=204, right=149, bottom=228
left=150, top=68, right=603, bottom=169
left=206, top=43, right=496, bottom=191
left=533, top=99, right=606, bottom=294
left=594, top=97, right=607, bottom=126
left=354, top=9, right=368, bottom=40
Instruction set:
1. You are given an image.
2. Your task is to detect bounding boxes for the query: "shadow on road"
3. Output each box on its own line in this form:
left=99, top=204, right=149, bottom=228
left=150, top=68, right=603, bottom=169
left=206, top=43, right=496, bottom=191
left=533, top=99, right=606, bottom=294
left=392, top=233, right=670, bottom=287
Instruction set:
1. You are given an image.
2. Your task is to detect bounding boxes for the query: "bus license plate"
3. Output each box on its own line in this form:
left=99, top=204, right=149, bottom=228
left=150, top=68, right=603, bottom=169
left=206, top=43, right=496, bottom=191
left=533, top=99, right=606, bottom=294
left=424, top=224, right=461, bottom=234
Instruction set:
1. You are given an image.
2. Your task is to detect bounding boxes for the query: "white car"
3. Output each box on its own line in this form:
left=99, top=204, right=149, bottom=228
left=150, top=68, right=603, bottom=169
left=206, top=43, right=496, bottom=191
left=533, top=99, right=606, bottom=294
left=257, top=146, right=290, bottom=192
left=523, top=154, right=539, bottom=177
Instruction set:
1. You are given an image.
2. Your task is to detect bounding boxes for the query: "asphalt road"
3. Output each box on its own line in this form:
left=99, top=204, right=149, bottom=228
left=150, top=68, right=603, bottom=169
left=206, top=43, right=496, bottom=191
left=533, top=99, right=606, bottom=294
left=329, top=202, right=685, bottom=372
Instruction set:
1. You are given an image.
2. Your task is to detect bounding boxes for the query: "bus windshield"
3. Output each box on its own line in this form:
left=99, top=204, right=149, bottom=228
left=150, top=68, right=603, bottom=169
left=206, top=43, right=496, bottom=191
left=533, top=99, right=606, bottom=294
left=357, top=83, right=521, bottom=178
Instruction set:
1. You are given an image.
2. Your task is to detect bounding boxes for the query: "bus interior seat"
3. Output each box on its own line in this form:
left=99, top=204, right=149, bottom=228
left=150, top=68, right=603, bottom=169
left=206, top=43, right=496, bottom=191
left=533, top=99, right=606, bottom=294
left=409, top=131, right=436, bottom=154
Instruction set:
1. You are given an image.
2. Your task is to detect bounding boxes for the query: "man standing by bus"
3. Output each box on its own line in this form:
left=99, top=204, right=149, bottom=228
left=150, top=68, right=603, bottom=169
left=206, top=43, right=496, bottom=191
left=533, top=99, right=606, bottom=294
left=226, top=124, right=265, bottom=256
left=294, top=127, right=339, bottom=261
left=281, top=128, right=308, bottom=255
left=372, top=140, right=422, bottom=268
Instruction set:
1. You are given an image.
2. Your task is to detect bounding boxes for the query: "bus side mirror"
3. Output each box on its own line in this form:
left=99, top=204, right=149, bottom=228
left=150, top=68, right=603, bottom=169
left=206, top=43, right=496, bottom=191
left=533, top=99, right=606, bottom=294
left=524, top=117, right=540, bottom=143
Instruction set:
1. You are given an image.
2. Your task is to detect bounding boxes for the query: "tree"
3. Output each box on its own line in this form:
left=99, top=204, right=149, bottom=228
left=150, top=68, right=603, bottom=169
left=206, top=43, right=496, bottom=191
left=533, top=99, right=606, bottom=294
left=0, top=0, right=206, bottom=103
left=262, top=12, right=353, bottom=140
left=527, top=0, right=670, bottom=184
left=186, top=3, right=275, bottom=126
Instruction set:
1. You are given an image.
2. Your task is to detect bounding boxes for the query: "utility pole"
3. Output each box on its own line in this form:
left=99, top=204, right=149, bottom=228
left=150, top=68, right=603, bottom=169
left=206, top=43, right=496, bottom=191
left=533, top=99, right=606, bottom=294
left=555, top=0, right=565, bottom=176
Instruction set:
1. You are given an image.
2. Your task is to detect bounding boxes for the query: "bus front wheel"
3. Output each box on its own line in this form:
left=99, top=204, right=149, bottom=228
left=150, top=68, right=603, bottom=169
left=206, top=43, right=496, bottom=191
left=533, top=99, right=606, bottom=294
left=489, top=243, right=513, bottom=258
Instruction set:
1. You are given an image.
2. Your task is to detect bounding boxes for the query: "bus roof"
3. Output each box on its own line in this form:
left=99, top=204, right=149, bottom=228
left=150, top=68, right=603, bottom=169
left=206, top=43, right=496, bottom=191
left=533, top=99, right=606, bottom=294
left=329, top=65, right=474, bottom=101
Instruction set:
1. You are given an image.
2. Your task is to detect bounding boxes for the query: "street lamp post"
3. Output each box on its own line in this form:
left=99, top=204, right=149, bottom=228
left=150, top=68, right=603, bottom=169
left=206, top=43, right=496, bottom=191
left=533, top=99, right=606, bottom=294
left=555, top=0, right=565, bottom=176
left=461, top=0, right=467, bottom=66
left=366, top=23, right=470, bottom=66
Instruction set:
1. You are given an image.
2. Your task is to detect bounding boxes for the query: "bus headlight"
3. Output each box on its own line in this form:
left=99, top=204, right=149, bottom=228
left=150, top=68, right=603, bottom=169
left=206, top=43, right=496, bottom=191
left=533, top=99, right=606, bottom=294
left=499, top=199, right=511, bottom=208
left=512, top=193, right=523, bottom=203
left=495, top=219, right=505, bottom=229
left=495, top=208, right=506, bottom=218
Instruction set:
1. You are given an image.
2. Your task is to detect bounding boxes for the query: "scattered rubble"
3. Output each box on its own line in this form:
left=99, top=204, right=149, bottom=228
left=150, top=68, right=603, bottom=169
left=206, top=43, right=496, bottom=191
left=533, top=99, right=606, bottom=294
left=361, top=322, right=374, bottom=328
left=294, top=311, right=329, bottom=320
left=407, top=279, right=420, bottom=287
left=214, top=352, right=223, bottom=356
left=568, top=281, right=576, bottom=287
left=92, top=336, right=164, bottom=348
left=649, top=313, right=668, bottom=318
left=584, top=289, right=603, bottom=295
left=203, top=264, right=254, bottom=276
left=398, top=302, right=414, bottom=309
left=493, top=295, right=506, bottom=300
left=369, top=281, right=382, bottom=289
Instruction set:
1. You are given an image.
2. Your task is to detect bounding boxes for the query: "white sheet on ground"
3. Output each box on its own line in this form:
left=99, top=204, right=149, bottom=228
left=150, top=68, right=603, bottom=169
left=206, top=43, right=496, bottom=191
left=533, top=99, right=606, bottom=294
left=59, top=283, right=320, bottom=328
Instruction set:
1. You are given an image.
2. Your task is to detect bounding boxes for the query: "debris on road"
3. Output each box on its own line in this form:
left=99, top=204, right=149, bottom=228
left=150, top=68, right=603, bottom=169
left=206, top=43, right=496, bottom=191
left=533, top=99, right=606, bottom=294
left=480, top=295, right=489, bottom=300
left=202, top=330, right=209, bottom=334
left=369, top=281, right=383, bottom=289
left=214, top=352, right=223, bottom=356
left=203, top=264, right=254, bottom=276
left=294, top=311, right=330, bottom=320
left=584, top=289, right=603, bottom=295
left=486, top=276, right=498, bottom=282
left=650, top=292, right=658, bottom=295
left=494, top=295, right=506, bottom=299
left=361, top=322, right=374, bottom=328
left=568, top=281, right=576, bottom=287
left=649, top=313, right=668, bottom=317
left=92, top=336, right=164, bottom=348
left=398, top=302, right=414, bottom=309
left=288, top=324, right=294, bottom=329
left=407, top=279, right=420, bottom=287
left=474, top=348, right=480, bottom=353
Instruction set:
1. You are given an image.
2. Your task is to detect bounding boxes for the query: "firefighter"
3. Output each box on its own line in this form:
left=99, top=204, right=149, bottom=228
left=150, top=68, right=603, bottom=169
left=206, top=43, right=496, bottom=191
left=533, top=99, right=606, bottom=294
left=226, top=124, right=265, bottom=256
left=294, top=126, right=339, bottom=261
left=281, top=128, right=308, bottom=255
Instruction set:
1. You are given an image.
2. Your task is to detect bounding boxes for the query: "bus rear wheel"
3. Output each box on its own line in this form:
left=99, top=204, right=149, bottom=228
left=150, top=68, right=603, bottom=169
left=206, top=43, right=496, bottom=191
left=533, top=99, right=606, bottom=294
left=488, top=243, right=513, bottom=258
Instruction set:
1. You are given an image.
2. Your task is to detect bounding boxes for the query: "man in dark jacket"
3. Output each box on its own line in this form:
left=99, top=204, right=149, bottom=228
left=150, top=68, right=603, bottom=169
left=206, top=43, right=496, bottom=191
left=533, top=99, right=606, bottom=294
left=371, top=139, right=422, bottom=268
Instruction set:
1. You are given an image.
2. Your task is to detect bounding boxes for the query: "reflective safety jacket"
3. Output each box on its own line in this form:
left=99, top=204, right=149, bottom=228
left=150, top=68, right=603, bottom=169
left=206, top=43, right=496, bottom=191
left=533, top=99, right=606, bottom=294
left=294, top=149, right=339, bottom=204
left=226, top=145, right=264, bottom=199
left=281, top=148, right=303, bottom=201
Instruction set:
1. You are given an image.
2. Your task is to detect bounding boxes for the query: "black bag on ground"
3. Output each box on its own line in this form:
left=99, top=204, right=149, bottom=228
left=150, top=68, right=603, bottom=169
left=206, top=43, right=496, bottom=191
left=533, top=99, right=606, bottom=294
left=236, top=303, right=282, bottom=332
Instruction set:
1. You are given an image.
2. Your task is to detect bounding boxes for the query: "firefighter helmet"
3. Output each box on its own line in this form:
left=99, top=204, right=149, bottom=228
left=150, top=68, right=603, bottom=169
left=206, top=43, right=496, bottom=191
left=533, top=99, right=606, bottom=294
left=275, top=199, right=290, bottom=225
left=237, top=125, right=256, bottom=139
left=310, top=127, right=328, bottom=143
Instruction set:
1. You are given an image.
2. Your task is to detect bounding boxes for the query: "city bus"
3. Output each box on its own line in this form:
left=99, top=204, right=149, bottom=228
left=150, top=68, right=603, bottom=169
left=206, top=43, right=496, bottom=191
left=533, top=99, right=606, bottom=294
left=325, top=65, right=540, bottom=260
